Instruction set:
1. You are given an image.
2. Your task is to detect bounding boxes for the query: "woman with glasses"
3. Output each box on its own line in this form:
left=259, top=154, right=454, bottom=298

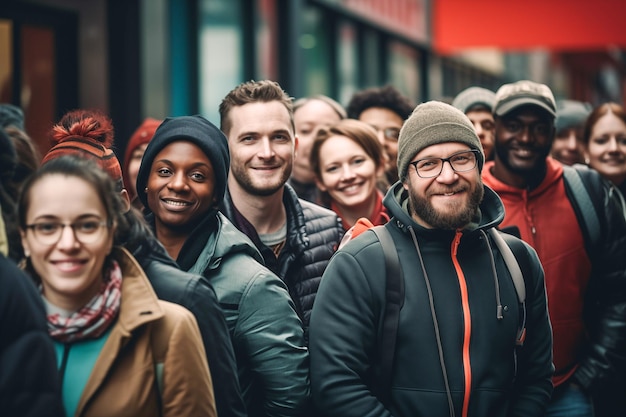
left=310, top=119, right=389, bottom=231
left=18, top=155, right=216, bottom=417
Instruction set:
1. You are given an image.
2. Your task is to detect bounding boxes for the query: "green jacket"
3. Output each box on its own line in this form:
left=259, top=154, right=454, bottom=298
left=181, top=212, right=310, bottom=417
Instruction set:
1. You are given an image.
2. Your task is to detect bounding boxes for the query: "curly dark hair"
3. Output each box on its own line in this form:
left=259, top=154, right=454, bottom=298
left=346, top=85, right=415, bottom=121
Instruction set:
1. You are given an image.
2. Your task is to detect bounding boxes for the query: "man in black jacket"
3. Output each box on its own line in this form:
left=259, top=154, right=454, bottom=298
left=309, top=101, right=554, bottom=417
left=218, top=80, right=344, bottom=338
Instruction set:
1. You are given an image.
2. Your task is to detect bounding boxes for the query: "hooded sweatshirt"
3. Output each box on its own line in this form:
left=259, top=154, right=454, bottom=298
left=309, top=181, right=553, bottom=417
left=482, top=158, right=590, bottom=386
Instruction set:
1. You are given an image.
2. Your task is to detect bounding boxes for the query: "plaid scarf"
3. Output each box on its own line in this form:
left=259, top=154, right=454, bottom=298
left=47, top=261, right=122, bottom=343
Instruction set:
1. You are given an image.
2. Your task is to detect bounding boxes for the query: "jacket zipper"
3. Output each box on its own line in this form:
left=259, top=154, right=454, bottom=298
left=452, top=231, right=471, bottom=417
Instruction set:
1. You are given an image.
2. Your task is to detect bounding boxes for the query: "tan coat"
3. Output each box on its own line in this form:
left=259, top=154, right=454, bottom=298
left=74, top=247, right=216, bottom=417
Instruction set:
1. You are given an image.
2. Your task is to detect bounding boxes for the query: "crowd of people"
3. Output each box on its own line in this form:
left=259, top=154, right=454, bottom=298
left=1, top=78, right=626, bottom=417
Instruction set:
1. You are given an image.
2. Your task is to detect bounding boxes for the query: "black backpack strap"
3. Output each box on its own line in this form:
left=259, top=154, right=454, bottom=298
left=562, top=165, right=601, bottom=248
left=370, top=225, right=404, bottom=406
left=491, top=229, right=531, bottom=346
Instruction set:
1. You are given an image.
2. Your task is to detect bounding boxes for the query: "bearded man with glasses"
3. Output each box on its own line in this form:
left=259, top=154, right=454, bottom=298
left=309, top=100, right=554, bottom=417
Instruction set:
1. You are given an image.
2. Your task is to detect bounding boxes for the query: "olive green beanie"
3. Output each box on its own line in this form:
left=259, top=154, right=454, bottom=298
left=397, top=100, right=484, bottom=181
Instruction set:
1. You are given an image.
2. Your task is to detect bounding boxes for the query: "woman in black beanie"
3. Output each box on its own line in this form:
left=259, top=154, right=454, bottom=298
left=136, top=115, right=310, bottom=417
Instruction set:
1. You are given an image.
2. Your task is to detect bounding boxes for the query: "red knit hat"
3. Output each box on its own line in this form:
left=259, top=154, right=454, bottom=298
left=122, top=117, right=162, bottom=199
left=42, top=109, right=124, bottom=190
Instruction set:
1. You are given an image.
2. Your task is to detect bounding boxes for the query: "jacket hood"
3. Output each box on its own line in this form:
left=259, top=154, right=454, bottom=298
left=383, top=180, right=505, bottom=235
left=176, top=211, right=264, bottom=275
left=482, top=157, right=563, bottom=199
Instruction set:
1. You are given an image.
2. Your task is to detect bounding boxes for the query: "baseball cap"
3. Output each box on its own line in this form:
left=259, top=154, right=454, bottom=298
left=494, top=80, right=556, bottom=118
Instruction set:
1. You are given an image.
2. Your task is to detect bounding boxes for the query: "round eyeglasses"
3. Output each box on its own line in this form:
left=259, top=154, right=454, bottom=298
left=24, top=219, right=109, bottom=245
left=409, top=149, right=480, bottom=178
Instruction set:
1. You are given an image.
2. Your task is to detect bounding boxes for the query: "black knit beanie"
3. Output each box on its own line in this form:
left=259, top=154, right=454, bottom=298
left=136, top=115, right=230, bottom=209
left=397, top=101, right=483, bottom=182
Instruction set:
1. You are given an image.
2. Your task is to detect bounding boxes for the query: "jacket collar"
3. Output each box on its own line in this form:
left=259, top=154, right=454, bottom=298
left=383, top=180, right=506, bottom=238
left=76, top=247, right=163, bottom=415
left=221, top=184, right=310, bottom=257
left=112, top=246, right=164, bottom=335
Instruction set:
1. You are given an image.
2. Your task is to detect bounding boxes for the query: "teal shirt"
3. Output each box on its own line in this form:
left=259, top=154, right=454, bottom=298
left=53, top=328, right=112, bottom=417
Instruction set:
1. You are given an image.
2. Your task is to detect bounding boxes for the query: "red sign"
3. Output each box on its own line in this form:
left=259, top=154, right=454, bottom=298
left=434, top=0, right=626, bottom=54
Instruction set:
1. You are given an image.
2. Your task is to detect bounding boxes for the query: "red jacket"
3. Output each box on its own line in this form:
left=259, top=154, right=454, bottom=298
left=482, top=157, right=591, bottom=386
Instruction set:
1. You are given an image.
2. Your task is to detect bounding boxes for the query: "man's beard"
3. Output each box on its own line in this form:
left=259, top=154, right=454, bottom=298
left=408, top=182, right=484, bottom=230
left=232, top=163, right=292, bottom=197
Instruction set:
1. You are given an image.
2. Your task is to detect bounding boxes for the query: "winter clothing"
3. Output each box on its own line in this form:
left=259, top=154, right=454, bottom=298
left=148, top=209, right=310, bottom=417
left=47, top=261, right=122, bottom=343
left=42, top=110, right=123, bottom=188
left=50, top=247, right=216, bottom=417
left=0, top=254, right=64, bottom=417
left=126, top=218, right=247, bottom=417
left=452, top=86, right=496, bottom=113
left=330, top=189, right=389, bottom=232
left=483, top=158, right=626, bottom=411
left=138, top=112, right=308, bottom=416
left=287, top=177, right=321, bottom=204
left=136, top=115, right=229, bottom=207
left=494, top=80, right=557, bottom=118
left=397, top=101, right=484, bottom=181
left=309, top=182, right=554, bottom=417
left=219, top=184, right=344, bottom=334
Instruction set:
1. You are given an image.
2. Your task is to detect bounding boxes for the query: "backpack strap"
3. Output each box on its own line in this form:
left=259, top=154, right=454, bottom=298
left=488, top=228, right=525, bottom=304
left=488, top=228, right=528, bottom=346
left=562, top=165, right=601, bottom=248
left=370, top=225, right=404, bottom=406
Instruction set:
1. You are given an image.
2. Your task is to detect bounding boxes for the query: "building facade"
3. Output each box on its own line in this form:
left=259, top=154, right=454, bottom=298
left=2, top=0, right=623, bottom=161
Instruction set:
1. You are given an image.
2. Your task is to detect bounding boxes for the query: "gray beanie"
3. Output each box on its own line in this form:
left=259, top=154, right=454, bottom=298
left=451, top=87, right=496, bottom=114
left=398, top=101, right=483, bottom=181
left=555, top=100, right=591, bottom=133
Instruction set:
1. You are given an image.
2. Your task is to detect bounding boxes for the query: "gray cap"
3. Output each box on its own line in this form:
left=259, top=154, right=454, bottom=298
left=452, top=87, right=496, bottom=114
left=555, top=100, right=591, bottom=133
left=494, top=80, right=556, bottom=118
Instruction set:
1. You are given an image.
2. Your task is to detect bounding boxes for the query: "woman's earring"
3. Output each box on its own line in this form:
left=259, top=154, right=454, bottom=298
left=144, top=187, right=148, bottom=193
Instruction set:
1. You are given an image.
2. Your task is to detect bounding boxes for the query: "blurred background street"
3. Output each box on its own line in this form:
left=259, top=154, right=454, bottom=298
left=2, top=0, right=625, bottom=159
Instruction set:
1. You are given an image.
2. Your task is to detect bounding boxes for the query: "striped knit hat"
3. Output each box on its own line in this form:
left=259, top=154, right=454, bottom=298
left=42, top=109, right=123, bottom=190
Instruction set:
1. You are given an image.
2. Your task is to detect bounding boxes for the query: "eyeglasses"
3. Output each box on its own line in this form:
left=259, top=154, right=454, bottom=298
left=381, top=127, right=400, bottom=141
left=24, top=219, right=109, bottom=245
left=409, top=150, right=480, bottom=178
